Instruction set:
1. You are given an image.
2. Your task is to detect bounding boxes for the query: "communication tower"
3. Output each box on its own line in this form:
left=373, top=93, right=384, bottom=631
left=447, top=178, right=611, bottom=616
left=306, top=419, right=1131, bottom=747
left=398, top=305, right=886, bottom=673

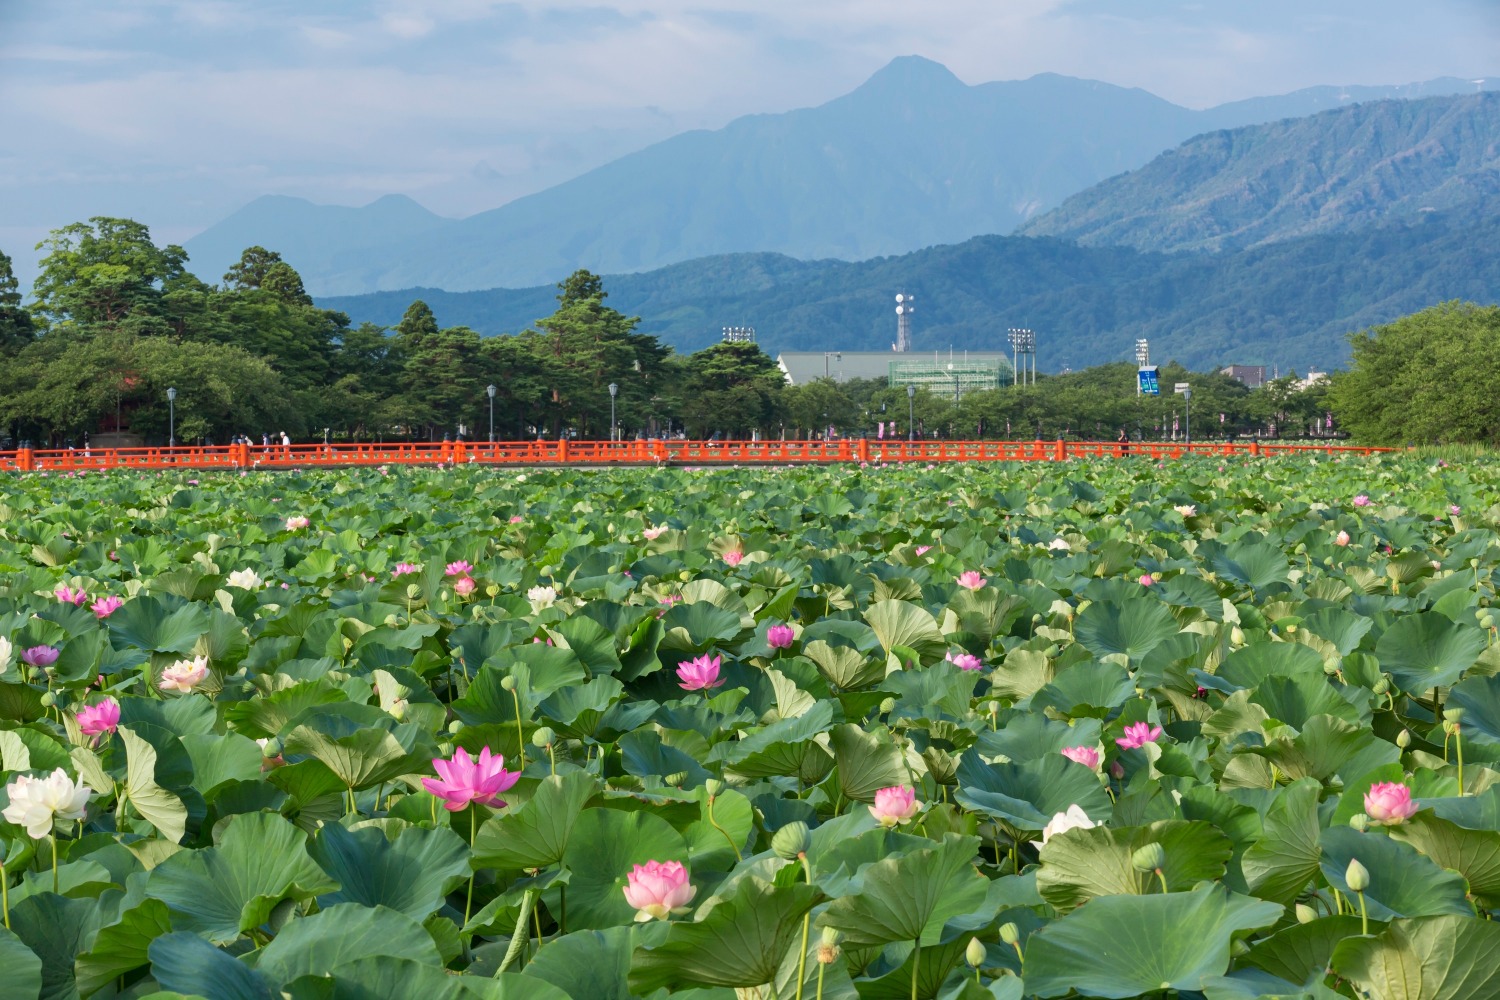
left=894, top=294, right=913, bottom=352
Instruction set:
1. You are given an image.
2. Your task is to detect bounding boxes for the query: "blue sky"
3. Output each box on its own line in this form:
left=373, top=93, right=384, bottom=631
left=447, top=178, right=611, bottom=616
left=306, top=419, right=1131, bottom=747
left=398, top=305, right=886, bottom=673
left=0, top=0, right=1494, bottom=279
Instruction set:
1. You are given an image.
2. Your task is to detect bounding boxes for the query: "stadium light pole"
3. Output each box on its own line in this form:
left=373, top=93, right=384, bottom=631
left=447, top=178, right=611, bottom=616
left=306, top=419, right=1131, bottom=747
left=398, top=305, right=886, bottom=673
left=609, top=382, right=619, bottom=441
left=486, top=384, right=497, bottom=442
left=166, top=387, right=176, bottom=447
left=907, top=384, right=916, bottom=442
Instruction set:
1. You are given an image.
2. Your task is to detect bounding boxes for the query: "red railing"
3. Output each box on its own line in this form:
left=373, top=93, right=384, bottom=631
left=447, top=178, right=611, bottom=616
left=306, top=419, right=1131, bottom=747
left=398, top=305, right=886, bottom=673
left=0, top=438, right=1394, bottom=473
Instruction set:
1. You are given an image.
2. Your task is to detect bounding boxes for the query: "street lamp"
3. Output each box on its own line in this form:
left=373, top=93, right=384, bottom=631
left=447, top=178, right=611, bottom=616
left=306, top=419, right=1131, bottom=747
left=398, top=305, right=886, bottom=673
left=608, top=382, right=619, bottom=441
left=166, top=387, right=176, bottom=447
left=824, top=351, right=842, bottom=380
left=906, top=384, right=916, bottom=442
left=486, top=384, right=497, bottom=442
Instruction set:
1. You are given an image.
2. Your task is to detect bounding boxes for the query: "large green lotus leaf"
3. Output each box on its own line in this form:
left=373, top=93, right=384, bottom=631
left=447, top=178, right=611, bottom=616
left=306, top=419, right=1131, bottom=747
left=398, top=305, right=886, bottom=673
left=883, top=665, right=977, bottom=720
left=1242, top=714, right=1400, bottom=784
left=1249, top=673, right=1363, bottom=728
left=1238, top=915, right=1365, bottom=991
left=144, top=811, right=339, bottom=943
left=121, top=725, right=188, bottom=844
left=713, top=700, right=834, bottom=780
left=180, top=732, right=265, bottom=798
left=830, top=722, right=908, bottom=802
left=73, top=898, right=174, bottom=996
left=222, top=681, right=347, bottom=740
left=1375, top=612, right=1487, bottom=693
left=107, top=596, right=210, bottom=654
left=1425, top=786, right=1500, bottom=830
left=8, top=894, right=97, bottom=1000
left=1074, top=599, right=1181, bottom=663
left=1331, top=915, right=1500, bottom=1000
left=1023, top=883, right=1284, bottom=998
left=619, top=729, right=712, bottom=787
left=1036, top=820, right=1234, bottom=913
left=558, top=806, right=688, bottom=929
left=282, top=725, right=428, bottom=791
left=659, top=602, right=744, bottom=651
left=1241, top=780, right=1325, bottom=907
left=1446, top=674, right=1500, bottom=745
left=148, top=932, right=279, bottom=1000
left=310, top=822, right=470, bottom=920
left=536, top=675, right=623, bottom=731
left=802, top=639, right=886, bottom=690
left=864, top=600, right=946, bottom=663
left=523, top=925, right=667, bottom=1000
left=1319, top=826, right=1473, bottom=919
left=954, top=752, right=1112, bottom=831
left=473, top=771, right=598, bottom=871
left=974, top=713, right=1102, bottom=764
left=551, top=615, right=623, bottom=675
left=285, top=956, right=566, bottom=1000
left=629, top=877, right=821, bottom=992
left=52, top=628, right=107, bottom=684
left=817, top=835, right=986, bottom=947
left=1299, top=607, right=1374, bottom=657
left=840, top=936, right=971, bottom=1000
left=1219, top=642, right=1327, bottom=690
left=1212, top=541, right=1291, bottom=592
left=1389, top=812, right=1500, bottom=909
left=255, top=904, right=440, bottom=985
left=1032, top=659, right=1134, bottom=716
left=455, top=648, right=588, bottom=723
left=0, top=928, right=42, bottom=1000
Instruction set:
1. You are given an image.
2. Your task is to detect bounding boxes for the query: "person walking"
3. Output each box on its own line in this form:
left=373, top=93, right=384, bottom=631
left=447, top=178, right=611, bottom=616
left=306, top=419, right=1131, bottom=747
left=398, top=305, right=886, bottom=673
left=1117, top=427, right=1131, bottom=456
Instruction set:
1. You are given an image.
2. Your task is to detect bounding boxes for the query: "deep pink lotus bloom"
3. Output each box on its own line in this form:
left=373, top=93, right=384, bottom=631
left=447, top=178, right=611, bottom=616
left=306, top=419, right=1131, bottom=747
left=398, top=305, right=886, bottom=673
left=868, top=785, right=920, bottom=827
left=1365, top=782, right=1418, bottom=825
left=421, top=747, right=520, bottom=812
left=1352, top=495, right=1372, bottom=507
left=946, top=651, right=984, bottom=671
left=622, top=860, right=696, bottom=921
left=1139, top=573, right=1156, bottom=587
left=1115, top=722, right=1164, bottom=749
left=722, top=550, right=744, bottom=567
left=445, top=560, right=474, bottom=577
left=1450, top=505, right=1462, bottom=516
left=55, top=586, right=88, bottom=606
left=676, top=653, right=724, bottom=691
left=766, top=624, right=795, bottom=649
left=75, top=697, right=120, bottom=740
left=453, top=577, right=477, bottom=597
left=1061, top=746, right=1101, bottom=769
left=509, top=515, right=523, bottom=524
left=90, top=595, right=124, bottom=619
left=391, top=562, right=421, bottom=578
left=21, top=646, right=59, bottom=668
left=914, top=545, right=932, bottom=556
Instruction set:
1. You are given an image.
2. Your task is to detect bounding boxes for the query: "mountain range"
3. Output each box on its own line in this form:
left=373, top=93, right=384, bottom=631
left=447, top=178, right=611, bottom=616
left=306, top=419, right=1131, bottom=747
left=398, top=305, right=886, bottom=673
left=184, top=59, right=1496, bottom=295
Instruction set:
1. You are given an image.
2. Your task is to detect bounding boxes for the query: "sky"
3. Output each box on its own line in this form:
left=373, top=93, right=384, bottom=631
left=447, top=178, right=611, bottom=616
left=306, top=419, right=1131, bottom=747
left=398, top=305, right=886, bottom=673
left=0, top=0, right=1495, bottom=281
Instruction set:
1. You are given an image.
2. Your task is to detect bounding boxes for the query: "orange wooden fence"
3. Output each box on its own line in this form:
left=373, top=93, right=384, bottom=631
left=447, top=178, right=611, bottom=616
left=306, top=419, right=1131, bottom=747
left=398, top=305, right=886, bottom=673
left=0, top=438, right=1392, bottom=473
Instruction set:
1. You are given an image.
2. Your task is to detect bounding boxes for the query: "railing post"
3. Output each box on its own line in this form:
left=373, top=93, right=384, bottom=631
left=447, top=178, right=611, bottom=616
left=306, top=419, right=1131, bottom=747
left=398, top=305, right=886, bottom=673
left=1249, top=440, right=1261, bottom=457
left=1054, top=439, right=1066, bottom=461
left=453, top=440, right=467, bottom=464
left=558, top=438, right=569, bottom=464
left=17, top=448, right=33, bottom=472
left=857, top=438, right=870, bottom=463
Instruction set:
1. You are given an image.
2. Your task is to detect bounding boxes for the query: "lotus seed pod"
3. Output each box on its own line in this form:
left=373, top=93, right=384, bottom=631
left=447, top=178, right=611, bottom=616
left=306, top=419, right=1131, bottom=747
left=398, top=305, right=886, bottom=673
left=678, top=571, right=693, bottom=582
left=1349, top=813, right=1370, bottom=832
left=965, top=937, right=987, bottom=968
left=999, top=922, right=1020, bottom=945
left=500, top=676, right=517, bottom=691
left=405, top=584, right=421, bottom=599
left=1323, top=663, right=1339, bottom=676
left=1345, top=859, right=1370, bottom=892
left=664, top=771, right=687, bottom=786
left=1481, top=613, right=1495, bottom=630
left=38, top=692, right=55, bottom=708
left=1371, top=677, right=1389, bottom=695
left=1131, top=843, right=1167, bottom=872
left=1444, top=707, right=1465, bottom=723
left=821, top=926, right=841, bottom=947
left=1295, top=903, right=1317, bottom=924
left=1396, top=729, right=1412, bottom=749
left=261, top=737, right=282, bottom=758
left=771, top=821, right=812, bottom=860
left=879, top=697, right=897, bottom=715
left=448, top=720, right=464, bottom=735
left=703, top=778, right=725, bottom=797
left=486, top=585, right=500, bottom=598
left=531, top=726, right=555, bottom=748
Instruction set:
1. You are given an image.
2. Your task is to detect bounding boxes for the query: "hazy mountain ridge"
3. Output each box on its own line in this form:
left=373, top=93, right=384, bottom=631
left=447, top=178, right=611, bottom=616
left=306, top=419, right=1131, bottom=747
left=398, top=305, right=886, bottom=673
left=1017, top=92, right=1500, bottom=252
left=185, top=59, right=1496, bottom=295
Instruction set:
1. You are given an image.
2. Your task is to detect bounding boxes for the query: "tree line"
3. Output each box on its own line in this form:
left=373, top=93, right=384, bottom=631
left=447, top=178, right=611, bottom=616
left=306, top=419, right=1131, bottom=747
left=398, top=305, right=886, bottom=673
left=0, top=217, right=1356, bottom=447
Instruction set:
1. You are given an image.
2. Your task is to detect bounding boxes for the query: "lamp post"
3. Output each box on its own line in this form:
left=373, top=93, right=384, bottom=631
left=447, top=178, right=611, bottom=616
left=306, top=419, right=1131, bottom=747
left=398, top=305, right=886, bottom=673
left=166, top=387, right=176, bottom=447
left=906, top=384, right=916, bottom=442
left=608, top=382, right=619, bottom=441
left=824, top=351, right=842, bottom=380
left=487, top=384, right=497, bottom=442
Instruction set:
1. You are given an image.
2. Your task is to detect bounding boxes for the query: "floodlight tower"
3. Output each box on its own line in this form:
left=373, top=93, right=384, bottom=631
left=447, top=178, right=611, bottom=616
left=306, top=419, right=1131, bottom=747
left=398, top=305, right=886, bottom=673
left=1008, top=328, right=1036, bottom=386
left=894, top=294, right=914, bottom=352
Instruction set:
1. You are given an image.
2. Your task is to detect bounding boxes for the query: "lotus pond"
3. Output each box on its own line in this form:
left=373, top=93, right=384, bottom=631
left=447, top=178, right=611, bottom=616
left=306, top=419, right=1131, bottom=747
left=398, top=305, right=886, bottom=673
left=2, top=457, right=1500, bottom=1000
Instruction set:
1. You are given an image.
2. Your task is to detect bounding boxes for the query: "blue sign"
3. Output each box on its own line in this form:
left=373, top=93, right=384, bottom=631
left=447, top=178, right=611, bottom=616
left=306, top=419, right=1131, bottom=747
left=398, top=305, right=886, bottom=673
left=1138, top=366, right=1160, bottom=396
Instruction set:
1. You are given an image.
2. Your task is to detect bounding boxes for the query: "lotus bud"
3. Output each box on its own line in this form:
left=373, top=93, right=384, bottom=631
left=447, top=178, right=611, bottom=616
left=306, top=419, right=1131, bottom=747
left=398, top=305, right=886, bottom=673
left=486, top=585, right=500, bottom=598
left=1323, top=662, right=1339, bottom=676
left=261, top=737, right=282, bottom=758
left=703, top=778, right=725, bottom=797
left=1444, top=707, right=1465, bottom=724
left=1345, top=859, right=1370, bottom=892
left=1230, top=939, right=1250, bottom=957
left=1396, top=729, right=1412, bottom=749
left=1131, top=843, right=1167, bottom=873
left=405, top=584, right=421, bottom=599
left=965, top=937, right=987, bottom=968
left=500, top=676, right=517, bottom=691
left=879, top=697, right=897, bottom=715
left=448, top=720, right=464, bottom=734
left=531, top=726, right=555, bottom=748
left=1349, top=813, right=1370, bottom=832
left=39, top=692, right=56, bottom=708
left=1481, top=613, right=1495, bottom=630
left=999, top=922, right=1020, bottom=945
left=1371, top=677, right=1389, bottom=695
left=1295, top=903, right=1317, bottom=924
left=771, top=821, right=812, bottom=860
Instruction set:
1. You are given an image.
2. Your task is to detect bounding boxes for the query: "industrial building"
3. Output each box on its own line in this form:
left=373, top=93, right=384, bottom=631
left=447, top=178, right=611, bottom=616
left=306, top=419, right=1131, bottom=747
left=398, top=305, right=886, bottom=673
left=776, top=351, right=1015, bottom=394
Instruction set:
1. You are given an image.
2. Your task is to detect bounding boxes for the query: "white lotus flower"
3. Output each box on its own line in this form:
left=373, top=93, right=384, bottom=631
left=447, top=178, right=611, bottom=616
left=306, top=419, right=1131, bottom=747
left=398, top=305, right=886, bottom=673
left=0, top=635, right=11, bottom=676
left=226, top=569, right=263, bottom=590
left=1048, top=538, right=1071, bottom=552
left=159, top=656, right=210, bottom=693
left=527, top=585, right=557, bottom=610
left=1173, top=504, right=1197, bottom=517
left=3, top=768, right=93, bottom=839
left=1031, top=804, right=1098, bottom=850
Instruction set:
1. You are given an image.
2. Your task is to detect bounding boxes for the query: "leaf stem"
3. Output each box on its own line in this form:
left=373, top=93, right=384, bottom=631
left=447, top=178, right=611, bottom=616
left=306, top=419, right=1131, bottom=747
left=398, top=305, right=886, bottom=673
left=706, top=792, right=743, bottom=863
left=511, top=686, right=527, bottom=769
left=50, top=832, right=58, bottom=894
left=910, top=938, right=920, bottom=1000
left=464, top=807, right=477, bottom=928
left=1358, top=889, right=1369, bottom=936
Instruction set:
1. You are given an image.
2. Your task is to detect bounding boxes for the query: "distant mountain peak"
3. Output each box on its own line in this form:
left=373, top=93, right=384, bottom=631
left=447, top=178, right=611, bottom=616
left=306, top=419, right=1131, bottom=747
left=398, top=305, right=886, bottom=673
left=854, top=55, right=967, bottom=96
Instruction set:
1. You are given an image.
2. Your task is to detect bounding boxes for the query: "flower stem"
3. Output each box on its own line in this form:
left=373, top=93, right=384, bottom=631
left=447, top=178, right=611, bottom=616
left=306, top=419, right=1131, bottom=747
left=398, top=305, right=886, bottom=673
left=510, top=687, right=527, bottom=769
left=1156, top=869, right=1169, bottom=895
left=464, top=808, right=477, bottom=928
left=815, top=962, right=826, bottom=1000
left=1, top=859, right=9, bottom=929
left=1358, top=889, right=1369, bottom=936
left=795, top=913, right=810, bottom=1000
left=50, top=833, right=58, bottom=894
left=1457, top=731, right=1465, bottom=795
left=706, top=794, right=743, bottom=863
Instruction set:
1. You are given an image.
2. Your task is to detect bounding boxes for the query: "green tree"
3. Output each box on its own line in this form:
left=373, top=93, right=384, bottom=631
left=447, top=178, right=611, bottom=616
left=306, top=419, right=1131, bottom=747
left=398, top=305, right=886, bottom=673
left=32, top=218, right=188, bottom=328
left=0, top=250, right=37, bottom=355
left=677, top=341, right=785, bottom=438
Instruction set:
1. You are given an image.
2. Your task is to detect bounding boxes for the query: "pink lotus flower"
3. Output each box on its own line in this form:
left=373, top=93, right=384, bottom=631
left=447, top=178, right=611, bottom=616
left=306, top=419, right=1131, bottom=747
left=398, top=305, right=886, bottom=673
left=946, top=651, right=984, bottom=671
left=285, top=515, right=310, bottom=530
left=1352, top=495, right=1372, bottom=508
left=1115, top=722, right=1163, bottom=749
left=643, top=526, right=667, bottom=540
left=676, top=653, right=723, bottom=691
left=90, top=595, right=124, bottom=619
left=1061, top=746, right=1101, bottom=769
left=453, top=577, right=477, bottom=597
left=869, top=785, right=920, bottom=827
left=622, top=860, right=696, bottom=921
left=158, top=656, right=210, bottom=693
left=421, top=746, right=520, bottom=812
left=55, top=586, right=88, bottom=606
left=75, top=697, right=120, bottom=741
left=509, top=515, right=523, bottom=524
left=956, top=571, right=987, bottom=591
left=1365, top=782, right=1418, bottom=825
left=915, top=545, right=932, bottom=556
left=1139, top=573, right=1155, bottom=587
left=1335, top=530, right=1351, bottom=546
left=660, top=593, right=683, bottom=608
left=766, top=624, right=795, bottom=649
left=1450, top=505, right=1462, bottom=516
left=445, top=560, right=473, bottom=577
left=391, top=562, right=421, bottom=578
left=21, top=646, right=59, bottom=668
left=722, top=550, right=744, bottom=567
